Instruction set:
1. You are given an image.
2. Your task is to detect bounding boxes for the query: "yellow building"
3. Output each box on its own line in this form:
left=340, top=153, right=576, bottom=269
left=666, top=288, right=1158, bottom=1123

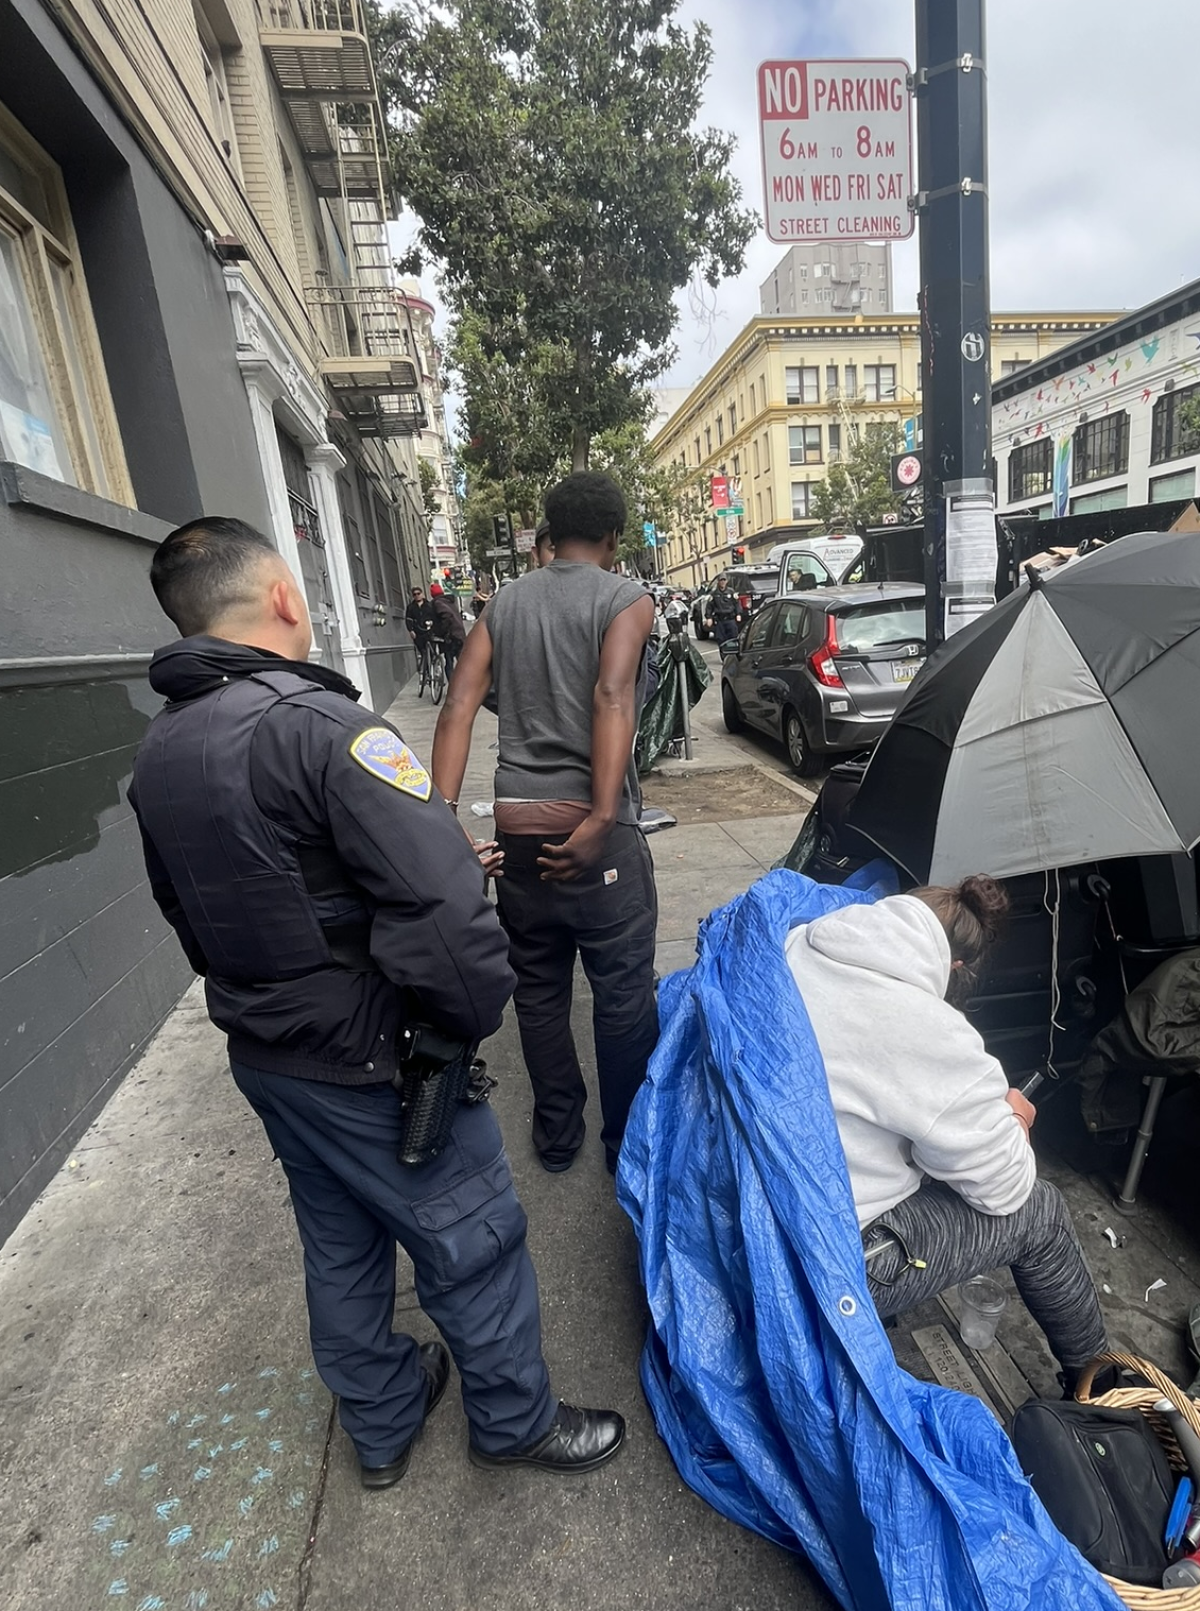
left=651, top=312, right=1120, bottom=589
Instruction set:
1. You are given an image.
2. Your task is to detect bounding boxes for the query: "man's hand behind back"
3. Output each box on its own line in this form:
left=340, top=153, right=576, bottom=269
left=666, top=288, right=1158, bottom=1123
left=537, top=818, right=611, bottom=882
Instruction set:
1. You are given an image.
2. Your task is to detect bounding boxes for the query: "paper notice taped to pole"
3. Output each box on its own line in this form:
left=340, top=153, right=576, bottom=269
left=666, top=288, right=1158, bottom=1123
left=944, top=483, right=997, bottom=638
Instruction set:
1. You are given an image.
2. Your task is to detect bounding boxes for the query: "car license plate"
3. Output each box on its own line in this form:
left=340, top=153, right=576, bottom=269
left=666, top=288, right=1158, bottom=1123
left=892, top=659, right=923, bottom=683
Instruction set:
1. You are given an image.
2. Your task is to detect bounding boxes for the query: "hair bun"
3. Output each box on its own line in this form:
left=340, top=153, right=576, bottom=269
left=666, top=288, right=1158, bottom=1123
left=956, top=874, right=1010, bottom=939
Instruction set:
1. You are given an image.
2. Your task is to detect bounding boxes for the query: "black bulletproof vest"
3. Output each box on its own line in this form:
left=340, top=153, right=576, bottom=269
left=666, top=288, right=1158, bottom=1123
left=134, top=670, right=361, bottom=981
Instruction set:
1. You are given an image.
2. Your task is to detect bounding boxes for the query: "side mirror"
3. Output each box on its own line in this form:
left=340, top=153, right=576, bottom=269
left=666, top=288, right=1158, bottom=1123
left=718, top=638, right=740, bottom=658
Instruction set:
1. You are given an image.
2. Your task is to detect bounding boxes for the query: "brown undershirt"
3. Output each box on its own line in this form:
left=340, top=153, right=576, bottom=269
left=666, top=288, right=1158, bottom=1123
left=492, top=799, right=592, bottom=835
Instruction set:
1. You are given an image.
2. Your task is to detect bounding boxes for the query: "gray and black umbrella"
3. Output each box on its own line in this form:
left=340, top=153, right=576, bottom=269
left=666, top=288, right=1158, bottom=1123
left=848, top=529, right=1200, bottom=884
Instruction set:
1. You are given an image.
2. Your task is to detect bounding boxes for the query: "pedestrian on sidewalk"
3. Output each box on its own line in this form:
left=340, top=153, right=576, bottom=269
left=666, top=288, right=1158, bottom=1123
left=705, top=575, right=742, bottom=645
left=785, top=874, right=1110, bottom=1392
left=429, top=581, right=466, bottom=678
left=128, top=517, right=625, bottom=1488
left=432, top=473, right=659, bottom=1176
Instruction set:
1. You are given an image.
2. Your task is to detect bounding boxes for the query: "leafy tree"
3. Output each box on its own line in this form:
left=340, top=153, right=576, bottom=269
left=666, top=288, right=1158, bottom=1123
left=370, top=0, right=757, bottom=469
left=810, top=422, right=906, bottom=531
left=416, top=456, right=440, bottom=534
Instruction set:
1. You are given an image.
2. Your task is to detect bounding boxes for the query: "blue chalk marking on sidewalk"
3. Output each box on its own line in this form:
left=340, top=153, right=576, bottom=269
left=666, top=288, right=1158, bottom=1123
left=104, top=1469, right=122, bottom=1486
left=186, top=1415, right=206, bottom=1428
left=219, top=1413, right=235, bottom=1425
left=107, top=1581, right=127, bottom=1596
left=154, top=1498, right=180, bottom=1521
left=136, top=1596, right=166, bottom=1610
left=258, top=1367, right=278, bottom=1378
left=257, top=1535, right=279, bottom=1557
left=256, top=1591, right=278, bottom=1608
left=110, top=1540, right=131, bottom=1557
left=166, top=1412, right=180, bottom=1425
left=207, top=1444, right=224, bottom=1458
left=267, top=1439, right=283, bottom=1453
left=186, top=1591, right=210, bottom=1609
left=193, top=1466, right=212, bottom=1481
left=287, top=1490, right=305, bottom=1509
left=238, top=1496, right=254, bottom=1517
left=229, top=1438, right=248, bottom=1451
left=166, top=1524, right=192, bottom=1547
left=138, top=1464, right=158, bottom=1480
left=254, top=1408, right=271, bottom=1420
left=187, top=1439, right=202, bottom=1450
left=250, top=1467, right=273, bottom=1485
left=200, top=1538, right=233, bottom=1563
left=217, top=1382, right=236, bottom=1394
left=93, top=1515, right=117, bottom=1534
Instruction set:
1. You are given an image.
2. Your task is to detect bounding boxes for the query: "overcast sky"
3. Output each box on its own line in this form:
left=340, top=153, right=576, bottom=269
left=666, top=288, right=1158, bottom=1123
left=662, top=0, right=1200, bottom=387
left=397, top=1, right=1200, bottom=408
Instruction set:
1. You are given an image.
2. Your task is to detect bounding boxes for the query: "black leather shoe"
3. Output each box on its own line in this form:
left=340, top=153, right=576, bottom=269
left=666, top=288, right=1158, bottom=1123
left=538, top=1150, right=578, bottom=1174
left=468, top=1402, right=625, bottom=1474
left=360, top=1341, right=451, bottom=1489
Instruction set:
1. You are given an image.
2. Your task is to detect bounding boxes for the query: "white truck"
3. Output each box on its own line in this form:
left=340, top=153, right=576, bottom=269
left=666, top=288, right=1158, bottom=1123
left=767, top=535, right=864, bottom=595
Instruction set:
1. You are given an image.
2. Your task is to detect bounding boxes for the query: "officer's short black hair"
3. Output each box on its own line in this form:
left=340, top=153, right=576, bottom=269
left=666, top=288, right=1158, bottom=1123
left=151, top=516, right=281, bottom=636
left=544, top=473, right=626, bottom=545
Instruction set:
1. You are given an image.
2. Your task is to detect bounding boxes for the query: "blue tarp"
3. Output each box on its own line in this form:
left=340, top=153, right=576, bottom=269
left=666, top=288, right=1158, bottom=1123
left=617, top=869, right=1125, bottom=1611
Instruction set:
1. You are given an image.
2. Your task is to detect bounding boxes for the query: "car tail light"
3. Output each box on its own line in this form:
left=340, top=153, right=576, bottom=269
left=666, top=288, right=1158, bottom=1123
left=739, top=593, right=752, bottom=611
left=808, top=615, right=844, bottom=688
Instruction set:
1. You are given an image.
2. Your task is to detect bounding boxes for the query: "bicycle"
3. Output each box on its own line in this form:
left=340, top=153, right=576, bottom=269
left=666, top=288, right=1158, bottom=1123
left=415, top=637, right=444, bottom=703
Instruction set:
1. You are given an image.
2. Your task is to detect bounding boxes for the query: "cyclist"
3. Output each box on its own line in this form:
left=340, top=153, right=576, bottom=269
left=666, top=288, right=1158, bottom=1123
left=430, top=582, right=467, bottom=679
left=405, top=586, right=436, bottom=684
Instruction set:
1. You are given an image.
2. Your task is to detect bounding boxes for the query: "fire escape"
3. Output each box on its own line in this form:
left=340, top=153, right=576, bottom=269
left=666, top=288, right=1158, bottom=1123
left=260, top=0, right=427, bottom=439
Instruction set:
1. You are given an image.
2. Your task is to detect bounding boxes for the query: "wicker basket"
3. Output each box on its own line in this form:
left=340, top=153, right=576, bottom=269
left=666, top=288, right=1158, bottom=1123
left=1073, top=1349, right=1200, bottom=1609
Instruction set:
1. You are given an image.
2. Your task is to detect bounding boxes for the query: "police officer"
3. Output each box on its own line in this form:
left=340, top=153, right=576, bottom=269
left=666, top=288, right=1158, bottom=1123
left=704, top=575, right=742, bottom=645
left=128, top=517, right=624, bottom=1488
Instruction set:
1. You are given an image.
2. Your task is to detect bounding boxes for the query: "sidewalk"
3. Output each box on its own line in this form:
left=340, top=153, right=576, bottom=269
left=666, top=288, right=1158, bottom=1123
left=6, top=652, right=1200, bottom=1610
left=0, top=663, right=828, bottom=1611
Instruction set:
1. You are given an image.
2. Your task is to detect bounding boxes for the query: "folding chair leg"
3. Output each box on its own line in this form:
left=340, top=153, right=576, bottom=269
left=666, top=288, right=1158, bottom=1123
left=1115, top=1075, right=1170, bottom=1215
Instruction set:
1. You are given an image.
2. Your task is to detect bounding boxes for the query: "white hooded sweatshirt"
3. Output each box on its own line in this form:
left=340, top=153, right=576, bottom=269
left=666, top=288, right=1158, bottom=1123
left=784, top=894, right=1036, bottom=1228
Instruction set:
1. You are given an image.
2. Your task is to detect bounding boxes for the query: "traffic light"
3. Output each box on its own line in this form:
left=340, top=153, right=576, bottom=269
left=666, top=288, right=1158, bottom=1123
left=492, top=513, right=512, bottom=545
left=732, top=546, right=746, bottom=562
left=442, top=567, right=452, bottom=578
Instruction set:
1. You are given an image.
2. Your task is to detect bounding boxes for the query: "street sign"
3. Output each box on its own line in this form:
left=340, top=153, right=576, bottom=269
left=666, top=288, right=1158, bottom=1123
left=757, top=59, right=914, bottom=244
left=643, top=521, right=657, bottom=547
left=891, top=451, right=923, bottom=491
left=514, top=528, right=536, bottom=553
left=484, top=546, right=510, bottom=558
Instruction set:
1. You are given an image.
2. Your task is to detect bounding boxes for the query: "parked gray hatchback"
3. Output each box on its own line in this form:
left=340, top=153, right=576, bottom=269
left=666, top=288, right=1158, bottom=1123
left=719, top=583, right=926, bottom=776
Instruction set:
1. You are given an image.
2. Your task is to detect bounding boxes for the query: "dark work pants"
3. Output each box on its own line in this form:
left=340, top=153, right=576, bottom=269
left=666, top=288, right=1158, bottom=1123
left=712, top=617, right=739, bottom=645
left=231, top=1062, right=554, bottom=1464
left=495, top=822, right=659, bottom=1170
left=864, top=1178, right=1109, bottom=1371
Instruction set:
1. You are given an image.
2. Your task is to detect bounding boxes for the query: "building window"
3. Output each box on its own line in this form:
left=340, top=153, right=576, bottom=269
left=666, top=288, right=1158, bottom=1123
left=0, top=109, right=127, bottom=497
left=816, top=288, right=833, bottom=304
left=785, top=366, right=819, bottom=405
left=716, top=414, right=724, bottom=446
left=749, top=382, right=756, bottom=415
left=824, top=364, right=839, bottom=400
left=762, top=432, right=771, bottom=471
left=277, top=427, right=323, bottom=546
left=755, top=492, right=763, bottom=525
left=373, top=495, right=406, bottom=606
left=791, top=481, right=812, bottom=519
left=752, top=439, right=760, bottom=476
left=1150, top=467, right=1197, bottom=503
left=732, top=453, right=740, bottom=476
left=828, top=422, right=842, bottom=463
left=194, top=3, right=241, bottom=171
left=704, top=426, right=712, bottom=456
left=1008, top=438, right=1054, bottom=502
left=339, top=483, right=371, bottom=596
left=1150, top=383, right=1200, bottom=464
left=694, top=435, right=701, bottom=464
left=799, top=265, right=808, bottom=279
left=1073, top=412, right=1129, bottom=483
left=728, top=403, right=737, bottom=434
left=1070, top=486, right=1128, bottom=515
left=766, top=487, right=774, bottom=523
left=844, top=365, right=858, bottom=400
left=1000, top=358, right=1026, bottom=377
left=788, top=425, right=822, bottom=466
left=863, top=364, right=896, bottom=402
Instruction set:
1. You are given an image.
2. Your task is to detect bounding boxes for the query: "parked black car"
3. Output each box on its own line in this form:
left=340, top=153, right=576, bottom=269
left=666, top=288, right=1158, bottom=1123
left=719, top=583, right=925, bottom=776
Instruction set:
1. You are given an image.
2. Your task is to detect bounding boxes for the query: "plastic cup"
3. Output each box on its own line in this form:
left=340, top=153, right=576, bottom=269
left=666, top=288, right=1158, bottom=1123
left=958, top=1276, right=1008, bottom=1349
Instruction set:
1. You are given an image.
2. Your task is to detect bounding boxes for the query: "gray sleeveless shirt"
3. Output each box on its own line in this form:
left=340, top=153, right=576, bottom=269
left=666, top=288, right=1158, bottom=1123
left=486, top=562, right=648, bottom=823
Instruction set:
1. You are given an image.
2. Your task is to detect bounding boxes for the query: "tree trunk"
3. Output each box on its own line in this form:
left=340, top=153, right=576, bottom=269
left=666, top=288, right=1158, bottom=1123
left=571, top=424, right=590, bottom=473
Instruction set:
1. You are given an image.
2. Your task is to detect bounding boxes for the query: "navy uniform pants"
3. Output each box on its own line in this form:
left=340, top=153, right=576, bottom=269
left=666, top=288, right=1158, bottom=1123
left=231, top=1062, right=555, bottom=1465
left=494, top=822, right=659, bottom=1172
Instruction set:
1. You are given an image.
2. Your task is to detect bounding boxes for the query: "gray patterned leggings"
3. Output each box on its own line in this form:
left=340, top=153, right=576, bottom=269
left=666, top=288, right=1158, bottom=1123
left=863, top=1178, right=1109, bottom=1371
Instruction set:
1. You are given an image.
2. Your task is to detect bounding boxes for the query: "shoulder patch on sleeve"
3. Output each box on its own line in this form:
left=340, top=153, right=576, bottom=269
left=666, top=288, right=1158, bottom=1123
left=348, top=728, right=433, bottom=800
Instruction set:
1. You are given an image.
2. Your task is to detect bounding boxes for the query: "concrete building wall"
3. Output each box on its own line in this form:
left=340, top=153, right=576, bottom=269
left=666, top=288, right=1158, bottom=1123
left=760, top=244, right=893, bottom=317
left=652, top=313, right=1121, bottom=589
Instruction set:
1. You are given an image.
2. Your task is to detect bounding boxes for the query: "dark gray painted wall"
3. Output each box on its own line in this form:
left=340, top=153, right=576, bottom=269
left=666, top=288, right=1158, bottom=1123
left=0, top=479, right=194, bottom=1244
left=0, top=0, right=275, bottom=1244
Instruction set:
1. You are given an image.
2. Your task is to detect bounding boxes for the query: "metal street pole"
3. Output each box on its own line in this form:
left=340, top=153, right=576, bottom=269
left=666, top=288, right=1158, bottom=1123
left=914, top=0, right=992, bottom=652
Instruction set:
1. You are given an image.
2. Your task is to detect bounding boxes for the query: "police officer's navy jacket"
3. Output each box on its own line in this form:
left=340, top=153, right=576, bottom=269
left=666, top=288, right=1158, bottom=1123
left=129, top=636, right=515, bottom=1084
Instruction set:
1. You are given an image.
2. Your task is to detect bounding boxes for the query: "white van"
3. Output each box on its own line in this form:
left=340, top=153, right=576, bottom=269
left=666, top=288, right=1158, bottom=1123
left=769, top=535, right=865, bottom=595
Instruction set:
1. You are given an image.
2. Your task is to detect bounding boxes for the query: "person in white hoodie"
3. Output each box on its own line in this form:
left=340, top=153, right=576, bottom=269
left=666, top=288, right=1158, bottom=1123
left=786, top=874, right=1109, bottom=1391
